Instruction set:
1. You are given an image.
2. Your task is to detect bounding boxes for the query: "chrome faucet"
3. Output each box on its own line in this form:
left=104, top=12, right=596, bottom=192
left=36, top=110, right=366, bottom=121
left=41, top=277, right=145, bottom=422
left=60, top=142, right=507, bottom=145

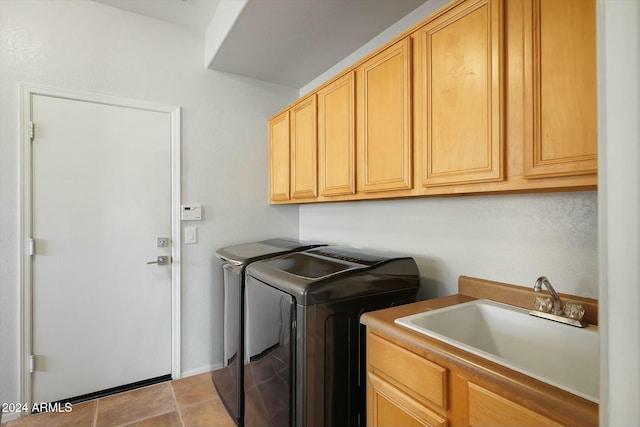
left=534, top=276, right=563, bottom=315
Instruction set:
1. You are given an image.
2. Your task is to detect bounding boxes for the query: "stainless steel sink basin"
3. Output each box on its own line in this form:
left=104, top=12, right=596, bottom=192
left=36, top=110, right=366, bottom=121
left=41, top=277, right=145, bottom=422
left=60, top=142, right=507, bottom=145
left=395, top=299, right=599, bottom=402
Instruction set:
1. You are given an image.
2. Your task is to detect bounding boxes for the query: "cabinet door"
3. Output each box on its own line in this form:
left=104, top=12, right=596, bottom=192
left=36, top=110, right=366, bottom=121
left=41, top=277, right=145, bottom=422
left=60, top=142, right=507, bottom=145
left=417, top=0, right=504, bottom=187
left=368, top=373, right=448, bottom=427
left=468, top=383, right=562, bottom=427
left=524, top=0, right=597, bottom=178
left=357, top=37, right=412, bottom=193
left=318, top=72, right=356, bottom=196
left=268, top=111, right=290, bottom=202
left=368, top=333, right=447, bottom=410
left=290, top=95, right=318, bottom=199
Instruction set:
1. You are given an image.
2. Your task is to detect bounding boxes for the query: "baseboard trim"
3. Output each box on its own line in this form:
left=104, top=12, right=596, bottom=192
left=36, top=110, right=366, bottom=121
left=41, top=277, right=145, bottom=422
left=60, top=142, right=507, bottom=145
left=180, top=363, right=223, bottom=379
left=31, top=374, right=172, bottom=414
left=1, top=411, right=20, bottom=423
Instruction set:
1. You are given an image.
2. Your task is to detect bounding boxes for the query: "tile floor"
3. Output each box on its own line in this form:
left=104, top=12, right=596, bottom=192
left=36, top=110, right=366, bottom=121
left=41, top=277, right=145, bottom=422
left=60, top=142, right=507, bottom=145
left=1, top=372, right=235, bottom=427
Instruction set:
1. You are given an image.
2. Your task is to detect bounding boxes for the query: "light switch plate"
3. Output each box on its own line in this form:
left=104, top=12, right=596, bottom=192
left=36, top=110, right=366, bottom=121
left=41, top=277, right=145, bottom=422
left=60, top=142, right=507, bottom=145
left=185, top=226, right=197, bottom=244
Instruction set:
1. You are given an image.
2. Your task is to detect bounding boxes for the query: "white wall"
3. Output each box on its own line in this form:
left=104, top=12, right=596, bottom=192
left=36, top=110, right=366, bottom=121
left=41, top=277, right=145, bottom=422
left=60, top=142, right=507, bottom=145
left=0, top=0, right=299, bottom=411
left=300, top=193, right=597, bottom=299
left=598, top=0, right=640, bottom=424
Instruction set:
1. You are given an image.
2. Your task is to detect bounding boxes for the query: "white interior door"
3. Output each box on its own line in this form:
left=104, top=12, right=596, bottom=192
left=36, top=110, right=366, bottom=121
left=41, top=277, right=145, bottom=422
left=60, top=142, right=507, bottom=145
left=30, top=93, right=173, bottom=404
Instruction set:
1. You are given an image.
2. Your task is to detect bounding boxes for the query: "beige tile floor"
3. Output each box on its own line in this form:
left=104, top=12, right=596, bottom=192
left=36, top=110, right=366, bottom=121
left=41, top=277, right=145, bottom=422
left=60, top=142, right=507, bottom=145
left=1, top=373, right=236, bottom=427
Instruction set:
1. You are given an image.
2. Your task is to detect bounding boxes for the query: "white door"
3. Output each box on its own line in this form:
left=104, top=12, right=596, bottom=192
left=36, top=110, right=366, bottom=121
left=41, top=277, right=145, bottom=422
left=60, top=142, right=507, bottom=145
left=30, top=93, right=174, bottom=404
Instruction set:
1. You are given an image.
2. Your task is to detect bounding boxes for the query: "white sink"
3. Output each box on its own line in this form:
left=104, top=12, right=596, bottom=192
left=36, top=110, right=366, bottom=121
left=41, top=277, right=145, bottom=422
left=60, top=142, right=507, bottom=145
left=395, top=299, right=599, bottom=403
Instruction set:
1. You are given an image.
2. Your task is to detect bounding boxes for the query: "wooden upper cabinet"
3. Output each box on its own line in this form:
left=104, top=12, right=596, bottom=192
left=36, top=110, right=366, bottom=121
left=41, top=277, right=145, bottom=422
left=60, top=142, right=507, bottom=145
left=290, top=95, right=318, bottom=199
left=357, top=37, right=413, bottom=193
left=416, top=0, right=504, bottom=187
left=318, top=71, right=356, bottom=196
left=268, top=0, right=597, bottom=204
left=524, top=0, right=597, bottom=178
left=268, top=111, right=290, bottom=202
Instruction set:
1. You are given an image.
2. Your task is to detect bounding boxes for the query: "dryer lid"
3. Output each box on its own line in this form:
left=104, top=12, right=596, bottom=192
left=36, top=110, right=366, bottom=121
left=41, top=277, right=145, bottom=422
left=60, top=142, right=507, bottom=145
left=261, top=251, right=358, bottom=279
left=246, top=246, right=419, bottom=305
left=305, top=246, right=393, bottom=266
left=214, top=239, right=324, bottom=266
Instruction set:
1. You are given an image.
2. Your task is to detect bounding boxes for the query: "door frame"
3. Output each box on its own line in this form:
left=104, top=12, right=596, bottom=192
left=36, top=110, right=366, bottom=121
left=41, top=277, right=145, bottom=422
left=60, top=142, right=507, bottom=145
left=18, top=83, right=182, bottom=411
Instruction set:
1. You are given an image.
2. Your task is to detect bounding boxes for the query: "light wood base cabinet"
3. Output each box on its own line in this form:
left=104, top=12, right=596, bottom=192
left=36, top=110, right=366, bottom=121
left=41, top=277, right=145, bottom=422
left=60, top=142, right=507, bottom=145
left=367, top=331, right=448, bottom=427
left=467, top=383, right=561, bottom=427
left=366, top=330, right=587, bottom=427
left=368, top=373, right=447, bottom=427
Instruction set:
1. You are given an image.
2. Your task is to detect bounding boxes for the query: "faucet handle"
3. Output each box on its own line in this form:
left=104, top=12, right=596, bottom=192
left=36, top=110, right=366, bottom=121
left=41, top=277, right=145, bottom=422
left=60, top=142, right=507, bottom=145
left=534, top=295, right=553, bottom=313
left=563, top=301, right=585, bottom=320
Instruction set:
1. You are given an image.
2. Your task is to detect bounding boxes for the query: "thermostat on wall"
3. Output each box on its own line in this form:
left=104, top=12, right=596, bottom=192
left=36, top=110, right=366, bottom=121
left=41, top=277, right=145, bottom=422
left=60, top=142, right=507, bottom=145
left=181, top=204, right=202, bottom=221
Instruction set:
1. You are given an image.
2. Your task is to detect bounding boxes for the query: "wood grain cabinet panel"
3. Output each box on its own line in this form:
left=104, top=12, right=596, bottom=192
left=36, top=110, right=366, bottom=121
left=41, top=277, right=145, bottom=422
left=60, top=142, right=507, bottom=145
left=268, top=111, right=290, bottom=202
left=318, top=71, right=355, bottom=196
left=368, top=333, right=447, bottom=410
left=468, top=383, right=562, bottom=427
left=357, top=37, right=413, bottom=193
left=416, top=0, right=504, bottom=187
left=290, top=95, right=318, bottom=199
left=365, top=330, right=572, bottom=427
left=368, top=373, right=448, bottom=427
left=524, top=0, right=597, bottom=178
left=268, top=0, right=597, bottom=205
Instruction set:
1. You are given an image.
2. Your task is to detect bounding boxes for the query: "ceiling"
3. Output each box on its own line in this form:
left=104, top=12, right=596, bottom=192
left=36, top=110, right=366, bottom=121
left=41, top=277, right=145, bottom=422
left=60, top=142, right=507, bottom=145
left=93, top=0, right=428, bottom=88
left=93, top=0, right=220, bottom=34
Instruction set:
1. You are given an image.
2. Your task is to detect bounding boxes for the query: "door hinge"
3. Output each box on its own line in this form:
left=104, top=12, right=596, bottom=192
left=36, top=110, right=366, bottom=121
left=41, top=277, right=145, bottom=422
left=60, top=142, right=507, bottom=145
left=29, top=121, right=35, bottom=141
left=29, top=238, right=35, bottom=256
left=29, top=354, right=36, bottom=373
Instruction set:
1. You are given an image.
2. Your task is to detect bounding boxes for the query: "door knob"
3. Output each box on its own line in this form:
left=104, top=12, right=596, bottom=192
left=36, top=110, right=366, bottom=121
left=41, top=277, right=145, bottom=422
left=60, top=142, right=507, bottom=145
left=147, top=256, right=169, bottom=265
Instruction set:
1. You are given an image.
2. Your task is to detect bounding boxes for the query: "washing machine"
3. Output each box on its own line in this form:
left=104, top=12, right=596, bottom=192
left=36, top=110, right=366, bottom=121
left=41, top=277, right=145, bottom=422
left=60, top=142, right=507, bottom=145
left=211, top=239, right=325, bottom=426
left=243, top=246, right=420, bottom=427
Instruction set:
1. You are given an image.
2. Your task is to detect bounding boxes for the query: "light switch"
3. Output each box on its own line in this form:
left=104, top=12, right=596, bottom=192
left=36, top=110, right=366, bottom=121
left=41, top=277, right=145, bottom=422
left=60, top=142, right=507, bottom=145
left=185, top=226, right=197, bottom=244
